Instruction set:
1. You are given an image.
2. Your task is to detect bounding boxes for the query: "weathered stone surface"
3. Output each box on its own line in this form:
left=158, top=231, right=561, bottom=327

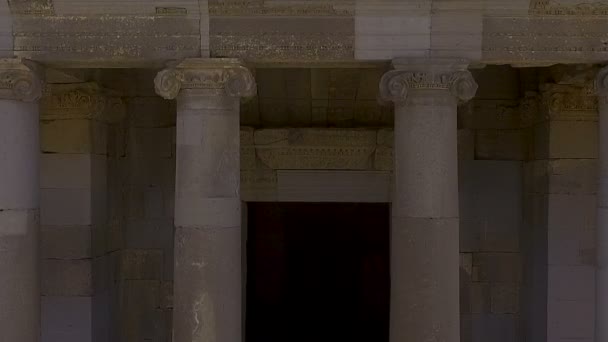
left=13, top=16, right=201, bottom=66
left=254, top=128, right=377, bottom=170
left=355, top=1, right=430, bottom=60
left=391, top=217, right=460, bottom=342
left=42, top=259, right=93, bottom=296
left=42, top=297, right=92, bottom=342
left=473, top=253, right=522, bottom=282
left=482, top=16, right=608, bottom=65
left=209, top=1, right=355, bottom=61
left=120, top=249, right=163, bottom=280
left=491, top=283, right=519, bottom=314
left=41, top=225, right=91, bottom=259
left=41, top=119, right=107, bottom=154
left=475, top=129, right=525, bottom=160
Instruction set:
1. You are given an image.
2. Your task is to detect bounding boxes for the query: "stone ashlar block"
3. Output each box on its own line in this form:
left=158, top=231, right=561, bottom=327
left=548, top=121, right=598, bottom=159
left=490, top=283, right=519, bottom=314
left=547, top=159, right=597, bottom=195
left=41, top=296, right=92, bottom=342
left=548, top=265, right=595, bottom=302
left=41, top=225, right=91, bottom=260
left=472, top=253, right=522, bottom=283
left=41, top=119, right=107, bottom=155
left=40, top=153, right=107, bottom=190
left=547, top=299, right=595, bottom=340
left=42, top=259, right=93, bottom=296
left=475, top=129, right=526, bottom=161
left=41, top=188, right=92, bottom=226
left=120, top=249, right=163, bottom=281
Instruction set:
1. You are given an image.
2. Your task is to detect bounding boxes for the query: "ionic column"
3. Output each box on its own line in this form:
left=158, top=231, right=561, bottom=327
left=596, top=67, right=608, bottom=342
left=0, top=58, right=43, bottom=341
left=379, top=58, right=477, bottom=342
left=155, top=59, right=255, bottom=342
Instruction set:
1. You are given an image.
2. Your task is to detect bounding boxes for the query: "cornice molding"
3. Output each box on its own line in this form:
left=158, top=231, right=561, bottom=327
left=0, top=58, right=43, bottom=102
left=154, top=58, right=256, bottom=99
left=379, top=58, right=478, bottom=104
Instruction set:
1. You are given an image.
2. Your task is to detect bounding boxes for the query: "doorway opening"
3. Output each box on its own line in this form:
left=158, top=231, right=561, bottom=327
left=245, top=202, right=390, bottom=342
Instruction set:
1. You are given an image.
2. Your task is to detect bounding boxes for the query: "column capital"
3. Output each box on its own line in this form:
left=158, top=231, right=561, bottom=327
left=379, top=58, right=478, bottom=104
left=40, top=82, right=126, bottom=123
left=596, top=66, right=608, bottom=97
left=0, top=58, right=43, bottom=102
left=154, top=58, right=256, bottom=99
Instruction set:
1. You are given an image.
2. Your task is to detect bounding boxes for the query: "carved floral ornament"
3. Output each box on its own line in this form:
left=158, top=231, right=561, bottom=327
left=39, top=83, right=126, bottom=123
left=378, top=61, right=478, bottom=104
left=0, top=59, right=43, bottom=102
left=154, top=59, right=256, bottom=100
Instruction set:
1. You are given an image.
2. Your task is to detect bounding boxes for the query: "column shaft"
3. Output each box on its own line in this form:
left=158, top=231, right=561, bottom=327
left=174, top=93, right=242, bottom=342
left=0, top=59, right=42, bottom=342
left=391, top=92, right=460, bottom=342
left=380, top=58, right=477, bottom=342
left=155, top=59, right=255, bottom=342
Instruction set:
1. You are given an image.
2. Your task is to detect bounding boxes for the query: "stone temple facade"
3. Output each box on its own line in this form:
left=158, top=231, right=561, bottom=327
left=1, top=1, right=608, bottom=342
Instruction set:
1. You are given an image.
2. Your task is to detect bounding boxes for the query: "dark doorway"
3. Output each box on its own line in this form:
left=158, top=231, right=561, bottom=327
left=246, top=202, right=390, bottom=342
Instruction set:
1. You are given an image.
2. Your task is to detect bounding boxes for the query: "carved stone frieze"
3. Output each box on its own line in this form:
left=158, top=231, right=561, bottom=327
left=154, top=58, right=256, bottom=99
left=208, top=0, right=354, bottom=16
left=8, top=0, right=54, bottom=16
left=530, top=0, right=608, bottom=16
left=541, top=83, right=598, bottom=120
left=379, top=58, right=478, bottom=104
left=0, top=58, right=43, bottom=102
left=253, top=128, right=377, bottom=170
left=41, top=82, right=126, bottom=122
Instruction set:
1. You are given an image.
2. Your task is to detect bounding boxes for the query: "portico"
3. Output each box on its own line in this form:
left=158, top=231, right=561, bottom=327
left=0, top=1, right=606, bottom=342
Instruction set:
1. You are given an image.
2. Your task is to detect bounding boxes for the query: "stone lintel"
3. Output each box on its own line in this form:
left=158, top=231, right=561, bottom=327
left=379, top=57, right=478, bottom=104
left=41, top=82, right=125, bottom=123
left=154, top=58, right=256, bottom=99
left=0, top=58, right=43, bottom=102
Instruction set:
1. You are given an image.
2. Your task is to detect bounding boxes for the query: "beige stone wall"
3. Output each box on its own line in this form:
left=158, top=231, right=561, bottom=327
left=458, top=66, right=524, bottom=342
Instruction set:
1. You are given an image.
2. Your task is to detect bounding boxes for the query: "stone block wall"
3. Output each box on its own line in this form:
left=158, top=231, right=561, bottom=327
left=521, top=72, right=598, bottom=342
left=39, top=83, right=121, bottom=342
left=458, top=66, right=524, bottom=342
left=112, top=96, right=176, bottom=341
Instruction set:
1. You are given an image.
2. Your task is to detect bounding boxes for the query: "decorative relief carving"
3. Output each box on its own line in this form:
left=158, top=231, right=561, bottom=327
left=530, top=0, right=608, bottom=15
left=253, top=129, right=377, bottom=170
left=155, top=59, right=256, bottom=99
left=379, top=59, right=478, bottom=104
left=541, top=84, right=599, bottom=120
left=0, top=58, right=43, bottom=102
left=41, top=83, right=126, bottom=122
left=210, top=33, right=354, bottom=61
left=8, top=0, right=55, bottom=16
left=208, top=1, right=354, bottom=16
left=41, top=83, right=105, bottom=119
